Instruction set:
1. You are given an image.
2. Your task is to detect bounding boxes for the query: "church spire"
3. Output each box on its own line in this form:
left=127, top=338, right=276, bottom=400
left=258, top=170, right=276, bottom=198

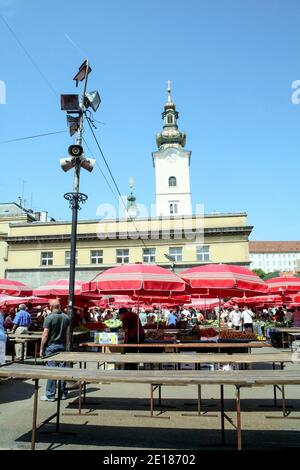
left=156, top=80, right=186, bottom=149
left=167, top=79, right=172, bottom=103
left=126, top=176, right=138, bottom=219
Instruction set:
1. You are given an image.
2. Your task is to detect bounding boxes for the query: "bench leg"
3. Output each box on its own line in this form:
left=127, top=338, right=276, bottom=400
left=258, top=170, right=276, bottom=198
left=220, top=385, right=225, bottom=445
left=236, top=386, right=242, bottom=450
left=150, top=384, right=154, bottom=417
left=198, top=384, right=202, bottom=415
left=31, top=379, right=39, bottom=450
left=56, top=381, right=61, bottom=433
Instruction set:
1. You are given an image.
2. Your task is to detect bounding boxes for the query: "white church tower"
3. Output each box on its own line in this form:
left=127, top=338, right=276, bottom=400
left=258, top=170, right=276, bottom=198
left=152, top=81, right=192, bottom=216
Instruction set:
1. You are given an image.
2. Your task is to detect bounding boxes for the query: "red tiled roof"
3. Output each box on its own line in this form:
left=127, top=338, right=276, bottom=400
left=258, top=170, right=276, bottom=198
left=250, top=241, right=300, bottom=253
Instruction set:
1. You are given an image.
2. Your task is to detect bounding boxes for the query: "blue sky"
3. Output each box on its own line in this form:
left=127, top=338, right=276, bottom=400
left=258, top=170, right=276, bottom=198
left=0, top=0, right=300, bottom=240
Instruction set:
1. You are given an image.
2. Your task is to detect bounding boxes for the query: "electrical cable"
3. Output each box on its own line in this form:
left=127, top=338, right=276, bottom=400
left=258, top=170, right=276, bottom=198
left=82, top=136, right=119, bottom=203
left=0, top=130, right=67, bottom=144
left=85, top=116, right=149, bottom=248
left=0, top=14, right=59, bottom=98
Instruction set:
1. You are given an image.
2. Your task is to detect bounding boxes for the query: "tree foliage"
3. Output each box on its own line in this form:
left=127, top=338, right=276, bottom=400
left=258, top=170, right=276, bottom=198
left=252, top=268, right=267, bottom=279
left=263, top=271, right=280, bottom=280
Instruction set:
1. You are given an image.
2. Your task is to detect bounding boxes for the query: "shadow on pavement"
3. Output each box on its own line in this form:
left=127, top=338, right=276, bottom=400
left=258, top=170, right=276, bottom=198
left=0, top=379, right=34, bottom=403
left=14, top=424, right=300, bottom=450
left=64, top=394, right=300, bottom=413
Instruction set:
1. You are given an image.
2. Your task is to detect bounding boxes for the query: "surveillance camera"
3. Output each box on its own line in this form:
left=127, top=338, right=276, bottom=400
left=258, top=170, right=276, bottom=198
left=68, top=144, right=83, bottom=157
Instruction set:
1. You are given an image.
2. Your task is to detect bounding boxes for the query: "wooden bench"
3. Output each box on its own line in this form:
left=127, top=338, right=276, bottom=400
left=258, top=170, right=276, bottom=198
left=1, top=361, right=299, bottom=450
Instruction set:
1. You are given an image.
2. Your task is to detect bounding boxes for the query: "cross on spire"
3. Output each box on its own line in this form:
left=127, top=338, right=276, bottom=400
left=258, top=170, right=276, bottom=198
left=167, top=80, right=172, bottom=103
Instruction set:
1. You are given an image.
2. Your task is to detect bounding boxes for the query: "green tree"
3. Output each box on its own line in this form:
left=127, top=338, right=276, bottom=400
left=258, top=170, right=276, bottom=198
left=252, top=268, right=267, bottom=279
left=263, top=271, right=280, bottom=280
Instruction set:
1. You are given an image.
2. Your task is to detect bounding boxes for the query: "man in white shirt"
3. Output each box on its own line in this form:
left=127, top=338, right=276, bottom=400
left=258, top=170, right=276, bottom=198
left=180, top=308, right=190, bottom=319
left=229, top=306, right=241, bottom=330
left=241, top=306, right=254, bottom=332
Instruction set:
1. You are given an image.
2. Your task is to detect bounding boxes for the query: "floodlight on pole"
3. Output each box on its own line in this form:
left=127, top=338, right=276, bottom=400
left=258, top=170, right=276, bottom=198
left=61, top=94, right=80, bottom=112
left=73, top=59, right=92, bottom=87
left=66, top=115, right=80, bottom=136
left=84, top=90, right=101, bottom=112
left=60, top=59, right=100, bottom=352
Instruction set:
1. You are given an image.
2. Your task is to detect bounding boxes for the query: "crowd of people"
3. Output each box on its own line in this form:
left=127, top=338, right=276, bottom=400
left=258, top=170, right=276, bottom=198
left=2, top=302, right=300, bottom=334
left=1, top=299, right=300, bottom=399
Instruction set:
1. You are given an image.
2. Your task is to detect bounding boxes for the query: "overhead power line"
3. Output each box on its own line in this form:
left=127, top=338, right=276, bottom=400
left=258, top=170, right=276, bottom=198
left=85, top=117, right=149, bottom=248
left=82, top=136, right=120, bottom=203
left=0, top=14, right=58, bottom=98
left=0, top=130, right=67, bottom=144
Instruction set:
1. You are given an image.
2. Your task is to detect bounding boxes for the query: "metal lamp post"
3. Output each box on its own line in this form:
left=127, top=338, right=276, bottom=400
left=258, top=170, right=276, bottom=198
left=164, top=253, right=176, bottom=272
left=60, top=60, right=100, bottom=351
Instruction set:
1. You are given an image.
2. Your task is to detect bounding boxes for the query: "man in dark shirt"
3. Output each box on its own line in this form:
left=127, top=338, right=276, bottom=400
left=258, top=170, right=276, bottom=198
left=39, top=299, right=70, bottom=402
left=119, top=307, right=145, bottom=344
left=119, top=307, right=145, bottom=370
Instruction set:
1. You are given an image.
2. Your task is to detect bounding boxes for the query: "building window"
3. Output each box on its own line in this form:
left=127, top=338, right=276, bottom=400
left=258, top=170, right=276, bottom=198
left=169, top=176, right=177, bottom=187
left=116, top=249, right=129, bottom=264
left=143, top=248, right=156, bottom=263
left=196, top=245, right=210, bottom=262
left=90, top=250, right=103, bottom=265
left=169, top=247, right=182, bottom=262
left=65, top=251, right=78, bottom=266
left=167, top=114, right=173, bottom=124
left=41, top=251, right=53, bottom=266
left=169, top=202, right=178, bottom=215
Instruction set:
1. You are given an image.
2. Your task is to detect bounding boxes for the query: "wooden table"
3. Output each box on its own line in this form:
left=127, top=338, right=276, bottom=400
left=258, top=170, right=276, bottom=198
left=45, top=350, right=293, bottom=413
left=274, top=328, right=300, bottom=348
left=45, top=351, right=293, bottom=366
left=8, top=336, right=41, bottom=364
left=7, top=331, right=89, bottom=362
left=79, top=341, right=268, bottom=353
left=1, top=363, right=300, bottom=450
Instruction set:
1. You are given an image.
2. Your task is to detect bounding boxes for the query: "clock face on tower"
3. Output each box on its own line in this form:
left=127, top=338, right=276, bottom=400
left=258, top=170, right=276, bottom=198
left=165, top=148, right=178, bottom=162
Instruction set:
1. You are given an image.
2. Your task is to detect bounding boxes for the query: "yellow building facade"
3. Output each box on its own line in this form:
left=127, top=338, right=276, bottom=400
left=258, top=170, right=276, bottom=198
left=0, top=203, right=40, bottom=278
left=5, top=212, right=252, bottom=287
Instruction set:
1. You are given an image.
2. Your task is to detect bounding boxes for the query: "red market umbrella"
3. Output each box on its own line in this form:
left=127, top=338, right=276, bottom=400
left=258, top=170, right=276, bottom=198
left=82, top=263, right=187, bottom=296
left=0, top=294, right=49, bottom=308
left=0, top=279, right=32, bottom=296
left=284, top=294, right=300, bottom=308
left=266, top=277, right=300, bottom=295
left=99, top=295, right=137, bottom=308
left=180, top=264, right=267, bottom=339
left=82, top=263, right=187, bottom=342
left=228, top=295, right=282, bottom=308
left=131, top=294, right=191, bottom=304
left=183, top=298, right=221, bottom=311
left=180, top=264, right=268, bottom=297
left=289, top=294, right=300, bottom=304
left=33, top=279, right=84, bottom=297
left=32, top=279, right=101, bottom=308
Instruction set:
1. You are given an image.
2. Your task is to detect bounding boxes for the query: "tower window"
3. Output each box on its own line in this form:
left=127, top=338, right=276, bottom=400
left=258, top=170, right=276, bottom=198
left=169, top=202, right=178, bottom=215
left=167, top=114, right=173, bottom=124
left=169, top=176, right=177, bottom=187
